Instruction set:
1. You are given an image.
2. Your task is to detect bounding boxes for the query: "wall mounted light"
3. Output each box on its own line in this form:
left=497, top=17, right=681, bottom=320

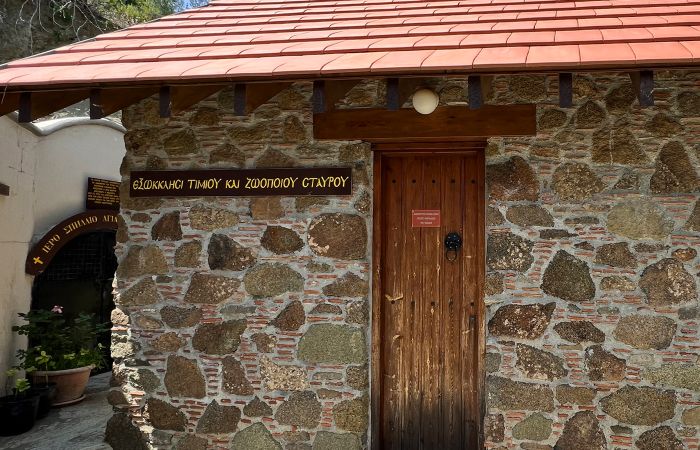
left=412, top=88, right=439, bottom=115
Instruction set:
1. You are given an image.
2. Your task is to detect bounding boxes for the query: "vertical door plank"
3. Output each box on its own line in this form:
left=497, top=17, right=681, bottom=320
left=462, top=154, right=480, bottom=447
left=371, top=153, right=382, bottom=450
left=381, top=156, right=404, bottom=450
left=475, top=149, right=487, bottom=450
left=420, top=157, right=442, bottom=449
left=402, top=157, right=423, bottom=449
left=440, top=156, right=465, bottom=449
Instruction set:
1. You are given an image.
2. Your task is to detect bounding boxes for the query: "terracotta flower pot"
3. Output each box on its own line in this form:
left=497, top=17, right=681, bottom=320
left=32, top=365, right=93, bottom=406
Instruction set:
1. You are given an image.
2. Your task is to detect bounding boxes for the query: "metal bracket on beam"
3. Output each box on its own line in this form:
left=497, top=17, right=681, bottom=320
left=0, top=182, right=9, bottom=196
left=159, top=86, right=171, bottom=118
left=312, top=80, right=326, bottom=113
left=234, top=84, right=247, bottom=116
left=629, top=71, right=654, bottom=107
left=559, top=73, right=573, bottom=108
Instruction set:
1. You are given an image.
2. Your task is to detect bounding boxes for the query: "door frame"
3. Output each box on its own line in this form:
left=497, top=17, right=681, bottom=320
left=370, top=142, right=487, bottom=449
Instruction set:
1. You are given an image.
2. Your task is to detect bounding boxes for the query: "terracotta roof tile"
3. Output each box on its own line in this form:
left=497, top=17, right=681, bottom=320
left=461, top=32, right=512, bottom=46
left=680, top=40, right=700, bottom=59
left=421, top=48, right=480, bottom=70
left=371, top=49, right=435, bottom=71
left=630, top=41, right=694, bottom=63
left=555, top=29, right=604, bottom=43
left=601, top=27, right=653, bottom=41
left=321, top=51, right=389, bottom=73
left=526, top=44, right=580, bottom=67
left=1, top=0, right=699, bottom=90
left=472, top=46, right=530, bottom=68
left=507, top=31, right=556, bottom=45
left=579, top=42, right=636, bottom=66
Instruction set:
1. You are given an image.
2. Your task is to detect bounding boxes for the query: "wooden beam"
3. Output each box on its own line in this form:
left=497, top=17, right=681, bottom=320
left=559, top=73, right=573, bottom=108
left=311, top=80, right=361, bottom=113
left=159, top=86, right=171, bottom=118
left=218, top=82, right=293, bottom=116
left=234, top=84, right=247, bottom=116
left=170, top=84, right=226, bottom=114
left=17, top=89, right=90, bottom=123
left=468, top=75, right=482, bottom=109
left=312, top=80, right=326, bottom=113
left=323, top=80, right=360, bottom=111
left=639, top=70, right=654, bottom=107
left=468, top=76, right=493, bottom=110
left=90, top=86, right=158, bottom=119
left=89, top=89, right=102, bottom=120
left=629, top=70, right=654, bottom=107
left=386, top=78, right=400, bottom=110
left=0, top=182, right=9, bottom=196
left=246, top=82, right=292, bottom=113
left=0, top=92, right=20, bottom=117
left=18, top=92, right=31, bottom=123
left=314, top=104, right=537, bottom=141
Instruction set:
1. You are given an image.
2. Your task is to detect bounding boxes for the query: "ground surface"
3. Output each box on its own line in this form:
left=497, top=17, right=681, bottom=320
left=0, top=372, right=111, bottom=450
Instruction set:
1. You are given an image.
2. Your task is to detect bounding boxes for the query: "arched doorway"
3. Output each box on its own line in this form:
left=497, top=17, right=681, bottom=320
left=26, top=211, right=119, bottom=372
left=31, top=231, right=117, bottom=370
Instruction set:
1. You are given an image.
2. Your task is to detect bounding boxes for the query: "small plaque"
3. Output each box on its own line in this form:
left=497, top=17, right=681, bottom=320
left=86, top=177, right=120, bottom=210
left=411, top=210, right=441, bottom=228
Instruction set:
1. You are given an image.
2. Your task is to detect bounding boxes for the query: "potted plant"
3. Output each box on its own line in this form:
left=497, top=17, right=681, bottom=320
left=13, top=305, right=109, bottom=406
left=0, top=369, right=40, bottom=436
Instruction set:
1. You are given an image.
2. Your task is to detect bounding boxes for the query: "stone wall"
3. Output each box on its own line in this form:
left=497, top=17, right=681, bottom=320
left=108, top=71, right=700, bottom=449
left=108, top=83, right=374, bottom=449
left=483, top=71, right=700, bottom=449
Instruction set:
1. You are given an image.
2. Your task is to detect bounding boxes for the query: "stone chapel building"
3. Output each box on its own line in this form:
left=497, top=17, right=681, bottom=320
left=1, top=0, right=700, bottom=449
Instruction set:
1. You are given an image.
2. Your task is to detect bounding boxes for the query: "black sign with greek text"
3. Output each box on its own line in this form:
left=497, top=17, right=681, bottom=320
left=129, top=167, right=353, bottom=198
left=86, top=177, right=120, bottom=210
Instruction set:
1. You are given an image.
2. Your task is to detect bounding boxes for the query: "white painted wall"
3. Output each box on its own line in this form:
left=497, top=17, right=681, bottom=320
left=0, top=115, right=124, bottom=388
left=32, top=119, right=125, bottom=239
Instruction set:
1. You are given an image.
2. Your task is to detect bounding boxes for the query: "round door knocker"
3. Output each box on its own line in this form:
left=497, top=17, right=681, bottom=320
left=444, top=232, right=463, bottom=262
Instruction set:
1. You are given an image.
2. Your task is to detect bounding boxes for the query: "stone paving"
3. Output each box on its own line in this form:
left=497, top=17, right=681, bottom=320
left=0, top=372, right=111, bottom=450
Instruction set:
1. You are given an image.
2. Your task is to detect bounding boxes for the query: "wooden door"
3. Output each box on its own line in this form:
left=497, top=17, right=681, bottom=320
left=375, top=151, right=484, bottom=450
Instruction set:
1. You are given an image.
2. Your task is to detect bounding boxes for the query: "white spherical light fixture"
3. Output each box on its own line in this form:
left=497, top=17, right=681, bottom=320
left=412, top=88, right=439, bottom=115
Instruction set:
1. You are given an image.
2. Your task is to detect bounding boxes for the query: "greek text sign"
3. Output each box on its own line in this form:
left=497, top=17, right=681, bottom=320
left=129, top=168, right=353, bottom=197
left=86, top=177, right=120, bottom=210
left=26, top=210, right=119, bottom=275
left=411, top=210, right=441, bottom=228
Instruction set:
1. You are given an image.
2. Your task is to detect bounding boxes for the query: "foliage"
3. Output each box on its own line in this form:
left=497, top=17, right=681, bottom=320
left=97, top=0, right=195, bottom=27
left=1, top=0, right=208, bottom=63
left=4, top=369, right=30, bottom=398
left=13, top=308, right=109, bottom=372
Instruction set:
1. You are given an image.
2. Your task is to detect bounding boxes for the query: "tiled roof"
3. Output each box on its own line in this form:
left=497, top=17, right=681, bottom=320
left=2, top=0, right=700, bottom=88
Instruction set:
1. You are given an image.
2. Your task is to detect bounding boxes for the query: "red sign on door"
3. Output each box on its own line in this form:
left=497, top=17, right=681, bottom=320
left=411, top=210, right=441, bottom=228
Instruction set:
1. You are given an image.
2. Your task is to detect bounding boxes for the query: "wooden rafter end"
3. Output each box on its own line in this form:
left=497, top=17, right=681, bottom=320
left=629, top=70, right=654, bottom=107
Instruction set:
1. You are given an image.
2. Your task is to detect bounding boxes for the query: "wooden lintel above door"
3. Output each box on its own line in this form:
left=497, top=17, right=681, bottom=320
left=313, top=104, right=536, bottom=142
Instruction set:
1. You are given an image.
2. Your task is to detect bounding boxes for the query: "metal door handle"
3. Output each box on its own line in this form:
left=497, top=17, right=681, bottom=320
left=444, top=231, right=463, bottom=261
